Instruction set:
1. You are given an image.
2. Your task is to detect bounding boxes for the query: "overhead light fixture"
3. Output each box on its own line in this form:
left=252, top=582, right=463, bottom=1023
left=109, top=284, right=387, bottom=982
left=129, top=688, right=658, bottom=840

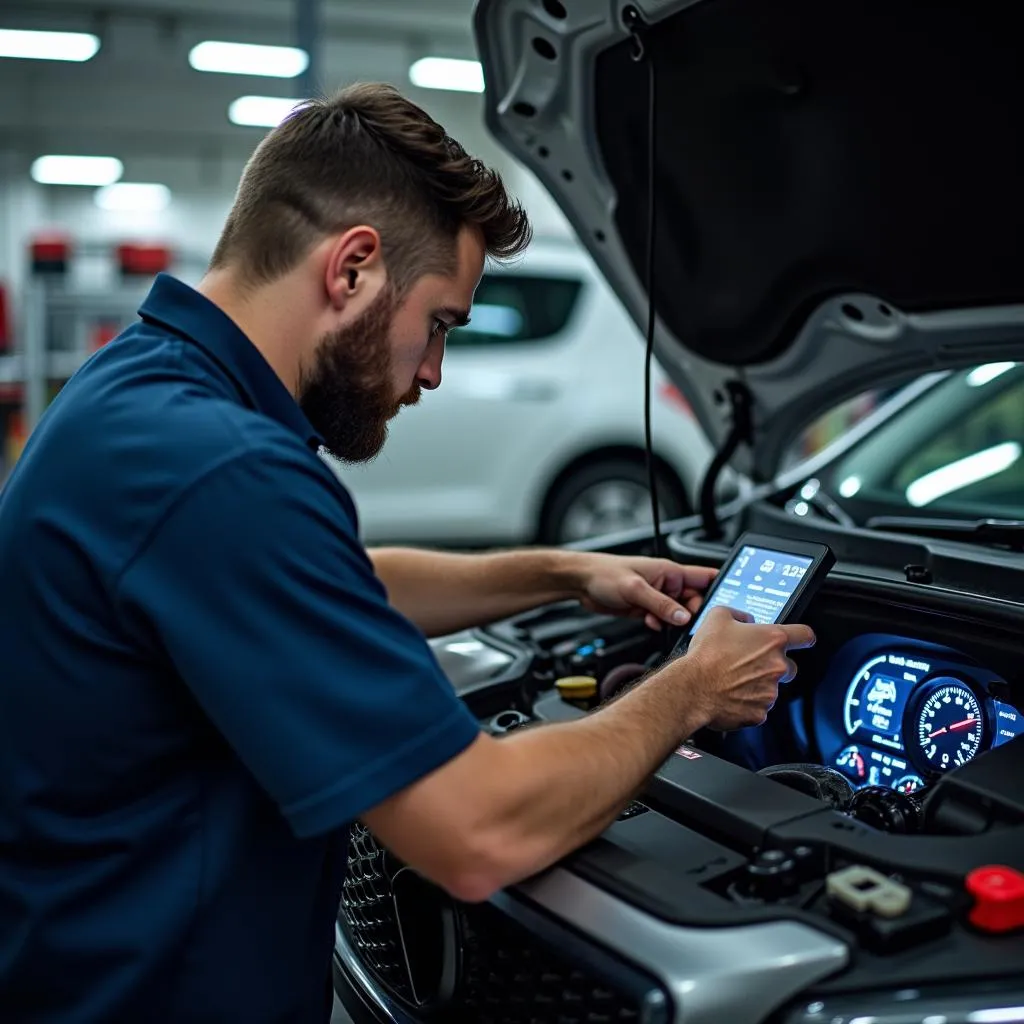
left=228, top=95, right=306, bottom=128
left=189, top=40, right=308, bottom=78
left=409, top=57, right=484, bottom=93
left=0, top=27, right=100, bottom=62
left=95, top=183, right=171, bottom=213
left=31, top=155, right=123, bottom=187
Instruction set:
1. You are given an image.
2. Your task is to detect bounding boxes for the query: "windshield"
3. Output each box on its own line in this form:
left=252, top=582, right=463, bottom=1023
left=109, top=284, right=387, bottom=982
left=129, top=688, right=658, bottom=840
left=821, top=362, right=1024, bottom=521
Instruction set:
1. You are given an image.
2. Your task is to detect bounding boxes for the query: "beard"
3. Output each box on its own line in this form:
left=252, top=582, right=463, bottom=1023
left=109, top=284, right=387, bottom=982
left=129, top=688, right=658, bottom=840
left=298, top=285, right=421, bottom=463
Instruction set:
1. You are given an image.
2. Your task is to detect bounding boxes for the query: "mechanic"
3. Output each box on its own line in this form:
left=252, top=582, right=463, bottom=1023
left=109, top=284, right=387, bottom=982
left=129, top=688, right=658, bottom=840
left=0, top=84, right=814, bottom=1022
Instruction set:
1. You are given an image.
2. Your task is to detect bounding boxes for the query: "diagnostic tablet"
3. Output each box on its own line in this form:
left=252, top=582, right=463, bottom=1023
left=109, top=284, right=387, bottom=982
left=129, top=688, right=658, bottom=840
left=675, top=533, right=835, bottom=653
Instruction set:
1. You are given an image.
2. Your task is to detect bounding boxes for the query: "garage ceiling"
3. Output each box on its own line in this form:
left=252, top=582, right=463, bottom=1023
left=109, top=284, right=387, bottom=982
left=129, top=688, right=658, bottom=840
left=0, top=0, right=491, bottom=187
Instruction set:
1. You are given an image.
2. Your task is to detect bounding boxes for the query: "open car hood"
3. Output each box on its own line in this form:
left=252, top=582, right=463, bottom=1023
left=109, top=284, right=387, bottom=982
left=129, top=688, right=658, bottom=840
left=473, top=0, right=1024, bottom=480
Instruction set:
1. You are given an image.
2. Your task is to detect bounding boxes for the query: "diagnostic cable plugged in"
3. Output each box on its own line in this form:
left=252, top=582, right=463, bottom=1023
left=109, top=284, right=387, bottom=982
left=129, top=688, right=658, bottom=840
left=624, top=5, right=664, bottom=562
left=626, top=5, right=753, bottom=550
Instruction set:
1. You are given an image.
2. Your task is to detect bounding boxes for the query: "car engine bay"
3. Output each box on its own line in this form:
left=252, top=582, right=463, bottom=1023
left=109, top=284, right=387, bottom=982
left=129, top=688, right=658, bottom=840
left=337, top=523, right=1024, bottom=1024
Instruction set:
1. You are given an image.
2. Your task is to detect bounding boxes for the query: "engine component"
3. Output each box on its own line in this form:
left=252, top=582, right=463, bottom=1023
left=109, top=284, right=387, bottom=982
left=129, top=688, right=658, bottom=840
left=966, top=865, right=1024, bottom=934
left=848, top=786, right=926, bottom=834
left=488, top=710, right=531, bottom=735
left=599, top=662, right=648, bottom=702
left=745, top=848, right=800, bottom=901
left=827, top=865, right=912, bottom=918
left=758, top=763, right=856, bottom=810
left=826, top=865, right=954, bottom=953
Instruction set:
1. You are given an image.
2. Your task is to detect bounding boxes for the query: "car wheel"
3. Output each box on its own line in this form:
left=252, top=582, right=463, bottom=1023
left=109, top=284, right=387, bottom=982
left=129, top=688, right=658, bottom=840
left=539, top=458, right=689, bottom=545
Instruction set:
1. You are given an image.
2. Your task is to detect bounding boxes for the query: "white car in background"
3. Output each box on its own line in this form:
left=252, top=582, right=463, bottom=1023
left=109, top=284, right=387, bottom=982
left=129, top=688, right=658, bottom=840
left=326, top=240, right=713, bottom=546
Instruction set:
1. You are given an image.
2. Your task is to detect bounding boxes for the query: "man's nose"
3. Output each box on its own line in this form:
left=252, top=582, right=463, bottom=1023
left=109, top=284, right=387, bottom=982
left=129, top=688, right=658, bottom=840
left=416, top=346, right=444, bottom=391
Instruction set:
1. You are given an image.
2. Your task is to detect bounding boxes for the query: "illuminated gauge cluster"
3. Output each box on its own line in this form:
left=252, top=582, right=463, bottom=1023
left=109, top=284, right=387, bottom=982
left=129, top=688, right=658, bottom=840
left=826, top=644, right=1024, bottom=792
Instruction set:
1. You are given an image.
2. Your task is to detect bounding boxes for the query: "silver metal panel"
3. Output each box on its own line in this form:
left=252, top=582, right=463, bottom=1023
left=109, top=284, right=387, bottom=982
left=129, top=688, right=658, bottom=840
left=518, top=867, right=850, bottom=1024
left=429, top=631, right=516, bottom=692
left=784, top=986, right=1024, bottom=1024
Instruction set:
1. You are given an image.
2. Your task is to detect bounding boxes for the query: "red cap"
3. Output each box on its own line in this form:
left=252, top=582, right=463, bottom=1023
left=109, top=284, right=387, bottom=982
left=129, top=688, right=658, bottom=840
left=966, top=865, right=1024, bottom=933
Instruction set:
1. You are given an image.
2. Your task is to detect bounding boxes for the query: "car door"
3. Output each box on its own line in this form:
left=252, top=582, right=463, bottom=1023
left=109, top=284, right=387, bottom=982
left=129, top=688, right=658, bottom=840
left=332, top=267, right=585, bottom=544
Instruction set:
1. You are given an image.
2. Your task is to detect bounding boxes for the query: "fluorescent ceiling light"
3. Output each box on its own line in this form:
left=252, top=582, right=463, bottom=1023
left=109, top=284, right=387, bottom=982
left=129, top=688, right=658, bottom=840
left=31, top=155, right=123, bottom=187
left=95, top=182, right=171, bottom=212
left=966, top=361, right=1017, bottom=387
left=0, top=28, right=99, bottom=62
left=409, top=57, right=484, bottom=93
left=229, top=95, right=306, bottom=128
left=905, top=441, right=1021, bottom=507
left=189, top=40, right=308, bottom=78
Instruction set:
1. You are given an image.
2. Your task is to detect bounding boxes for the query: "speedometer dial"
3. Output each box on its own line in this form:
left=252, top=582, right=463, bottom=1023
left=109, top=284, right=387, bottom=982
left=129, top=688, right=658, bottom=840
left=908, top=679, right=984, bottom=773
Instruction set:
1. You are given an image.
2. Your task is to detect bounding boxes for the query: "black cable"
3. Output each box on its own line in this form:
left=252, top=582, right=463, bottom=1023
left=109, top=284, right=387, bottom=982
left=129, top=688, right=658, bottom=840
left=626, top=15, right=673, bottom=656
left=642, top=48, right=663, bottom=561
left=698, top=381, right=752, bottom=541
left=699, top=432, right=742, bottom=542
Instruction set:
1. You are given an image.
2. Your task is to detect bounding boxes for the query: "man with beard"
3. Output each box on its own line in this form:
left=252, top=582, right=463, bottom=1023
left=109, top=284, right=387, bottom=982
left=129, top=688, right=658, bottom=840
left=0, top=84, right=812, bottom=1022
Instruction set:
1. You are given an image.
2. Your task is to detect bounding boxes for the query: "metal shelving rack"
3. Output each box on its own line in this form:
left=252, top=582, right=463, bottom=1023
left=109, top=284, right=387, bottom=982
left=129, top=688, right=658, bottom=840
left=0, top=243, right=208, bottom=479
left=12, top=280, right=151, bottom=430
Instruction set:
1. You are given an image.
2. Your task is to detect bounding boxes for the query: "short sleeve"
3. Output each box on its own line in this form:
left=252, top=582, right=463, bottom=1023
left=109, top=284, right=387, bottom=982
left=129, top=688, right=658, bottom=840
left=114, top=440, right=480, bottom=838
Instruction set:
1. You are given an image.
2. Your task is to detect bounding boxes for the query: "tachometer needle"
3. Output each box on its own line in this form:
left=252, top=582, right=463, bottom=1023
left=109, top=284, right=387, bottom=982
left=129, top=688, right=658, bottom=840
left=927, top=718, right=975, bottom=740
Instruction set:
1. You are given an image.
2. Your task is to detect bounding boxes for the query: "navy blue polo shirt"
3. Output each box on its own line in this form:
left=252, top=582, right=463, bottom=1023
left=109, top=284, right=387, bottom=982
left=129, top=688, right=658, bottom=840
left=0, top=274, right=480, bottom=1022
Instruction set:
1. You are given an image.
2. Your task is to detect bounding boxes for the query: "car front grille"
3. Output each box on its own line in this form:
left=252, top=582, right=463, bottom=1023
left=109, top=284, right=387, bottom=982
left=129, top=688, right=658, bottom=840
left=337, top=826, right=664, bottom=1023
left=339, top=824, right=412, bottom=1003
left=459, top=899, right=644, bottom=1023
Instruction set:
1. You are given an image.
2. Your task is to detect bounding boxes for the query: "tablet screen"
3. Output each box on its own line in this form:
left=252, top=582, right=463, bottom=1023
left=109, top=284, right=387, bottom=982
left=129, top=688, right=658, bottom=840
left=688, top=545, right=815, bottom=635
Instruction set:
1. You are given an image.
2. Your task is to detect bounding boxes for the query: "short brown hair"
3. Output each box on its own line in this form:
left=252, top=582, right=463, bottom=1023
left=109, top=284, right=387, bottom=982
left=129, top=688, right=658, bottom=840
left=210, top=82, right=532, bottom=291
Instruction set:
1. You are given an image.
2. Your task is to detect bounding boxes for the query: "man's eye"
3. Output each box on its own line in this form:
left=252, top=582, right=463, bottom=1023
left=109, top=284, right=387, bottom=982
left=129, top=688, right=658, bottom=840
left=431, top=319, right=448, bottom=339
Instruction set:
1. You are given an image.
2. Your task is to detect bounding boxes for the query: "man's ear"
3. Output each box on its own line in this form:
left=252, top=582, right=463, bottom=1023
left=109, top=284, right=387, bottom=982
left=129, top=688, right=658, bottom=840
left=324, top=226, right=386, bottom=311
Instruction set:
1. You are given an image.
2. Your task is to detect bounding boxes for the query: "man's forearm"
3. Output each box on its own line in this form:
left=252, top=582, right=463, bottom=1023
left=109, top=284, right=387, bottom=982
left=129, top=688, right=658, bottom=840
left=472, top=666, right=708, bottom=890
left=369, top=547, right=583, bottom=637
left=364, top=654, right=712, bottom=901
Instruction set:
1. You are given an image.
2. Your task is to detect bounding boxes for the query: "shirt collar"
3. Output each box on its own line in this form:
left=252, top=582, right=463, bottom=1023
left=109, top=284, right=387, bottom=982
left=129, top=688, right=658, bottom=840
left=138, top=273, right=323, bottom=450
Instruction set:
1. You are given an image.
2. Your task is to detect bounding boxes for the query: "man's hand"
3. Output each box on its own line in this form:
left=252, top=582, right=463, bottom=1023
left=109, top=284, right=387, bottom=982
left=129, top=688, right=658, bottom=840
left=569, top=552, right=718, bottom=631
left=682, top=606, right=817, bottom=730
left=363, top=602, right=815, bottom=903
left=369, top=547, right=717, bottom=638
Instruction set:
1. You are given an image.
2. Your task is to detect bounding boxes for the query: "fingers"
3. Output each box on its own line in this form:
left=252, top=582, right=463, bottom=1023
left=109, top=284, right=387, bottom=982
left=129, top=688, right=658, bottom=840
left=624, top=576, right=692, bottom=627
left=703, top=606, right=753, bottom=625
left=637, top=560, right=717, bottom=598
left=616, top=561, right=718, bottom=630
left=681, top=564, right=718, bottom=592
left=779, top=624, right=817, bottom=650
left=779, top=657, right=798, bottom=684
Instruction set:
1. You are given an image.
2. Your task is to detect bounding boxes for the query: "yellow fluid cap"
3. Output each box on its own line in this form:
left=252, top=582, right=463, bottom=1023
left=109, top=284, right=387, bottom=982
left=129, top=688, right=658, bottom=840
left=555, top=675, right=598, bottom=699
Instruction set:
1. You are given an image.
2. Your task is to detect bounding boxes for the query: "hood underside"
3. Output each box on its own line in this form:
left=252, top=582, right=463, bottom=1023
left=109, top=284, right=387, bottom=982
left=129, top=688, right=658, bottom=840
left=473, top=0, right=1024, bottom=479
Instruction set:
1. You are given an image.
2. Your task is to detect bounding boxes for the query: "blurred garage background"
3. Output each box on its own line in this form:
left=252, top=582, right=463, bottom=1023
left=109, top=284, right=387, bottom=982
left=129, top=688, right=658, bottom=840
left=0, top=0, right=877, bottom=550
